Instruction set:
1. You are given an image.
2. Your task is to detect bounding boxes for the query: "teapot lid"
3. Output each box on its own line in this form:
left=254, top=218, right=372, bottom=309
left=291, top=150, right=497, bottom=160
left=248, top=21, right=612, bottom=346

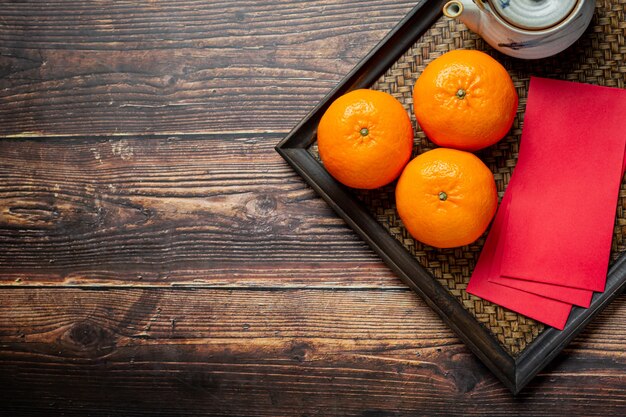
left=490, top=0, right=578, bottom=30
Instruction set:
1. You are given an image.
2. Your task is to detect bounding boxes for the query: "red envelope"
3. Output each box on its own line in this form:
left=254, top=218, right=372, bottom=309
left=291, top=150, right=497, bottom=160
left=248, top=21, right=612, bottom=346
left=466, top=193, right=573, bottom=330
left=491, top=154, right=626, bottom=306
left=489, top=194, right=593, bottom=307
left=500, top=77, right=626, bottom=292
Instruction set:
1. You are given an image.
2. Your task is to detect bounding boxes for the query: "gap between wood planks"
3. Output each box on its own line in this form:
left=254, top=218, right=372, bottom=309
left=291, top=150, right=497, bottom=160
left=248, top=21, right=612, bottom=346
left=0, top=131, right=290, bottom=139
left=0, top=285, right=411, bottom=291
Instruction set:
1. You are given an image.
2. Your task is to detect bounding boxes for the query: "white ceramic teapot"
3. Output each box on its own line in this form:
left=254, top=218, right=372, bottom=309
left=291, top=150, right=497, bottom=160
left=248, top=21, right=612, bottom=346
left=442, top=0, right=596, bottom=59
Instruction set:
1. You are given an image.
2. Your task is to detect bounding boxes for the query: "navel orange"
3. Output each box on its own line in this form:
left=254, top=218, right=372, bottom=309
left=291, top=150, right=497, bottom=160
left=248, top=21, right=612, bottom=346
left=317, top=89, right=414, bottom=189
left=395, top=148, right=497, bottom=248
left=412, top=50, right=518, bottom=151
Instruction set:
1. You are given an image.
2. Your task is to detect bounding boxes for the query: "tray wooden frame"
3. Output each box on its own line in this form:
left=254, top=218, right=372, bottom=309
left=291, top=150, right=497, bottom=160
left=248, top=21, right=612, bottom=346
left=275, top=0, right=626, bottom=394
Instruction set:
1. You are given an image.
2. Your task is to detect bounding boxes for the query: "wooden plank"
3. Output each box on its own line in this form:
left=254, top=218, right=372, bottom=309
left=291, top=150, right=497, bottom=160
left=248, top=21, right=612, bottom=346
left=0, top=0, right=417, bottom=137
left=1, top=288, right=626, bottom=416
left=0, top=134, right=404, bottom=287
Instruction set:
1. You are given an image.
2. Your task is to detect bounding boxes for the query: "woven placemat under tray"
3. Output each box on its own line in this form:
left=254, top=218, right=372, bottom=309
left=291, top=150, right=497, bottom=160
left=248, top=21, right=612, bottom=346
left=308, top=0, right=626, bottom=356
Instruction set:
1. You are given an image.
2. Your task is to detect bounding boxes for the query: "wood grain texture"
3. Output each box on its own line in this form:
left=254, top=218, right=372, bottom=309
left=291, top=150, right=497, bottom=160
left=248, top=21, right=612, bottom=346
left=2, top=0, right=626, bottom=414
left=0, top=134, right=404, bottom=287
left=0, top=0, right=417, bottom=136
left=1, top=288, right=626, bottom=416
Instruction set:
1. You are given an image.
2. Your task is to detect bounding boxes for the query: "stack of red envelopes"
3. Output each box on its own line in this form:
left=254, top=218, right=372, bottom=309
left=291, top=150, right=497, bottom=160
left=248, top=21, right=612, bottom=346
left=467, top=77, right=626, bottom=330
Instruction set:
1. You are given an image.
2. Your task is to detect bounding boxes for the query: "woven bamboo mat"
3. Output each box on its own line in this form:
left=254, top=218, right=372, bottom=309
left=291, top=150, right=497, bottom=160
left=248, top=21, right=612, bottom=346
left=309, top=0, right=626, bottom=356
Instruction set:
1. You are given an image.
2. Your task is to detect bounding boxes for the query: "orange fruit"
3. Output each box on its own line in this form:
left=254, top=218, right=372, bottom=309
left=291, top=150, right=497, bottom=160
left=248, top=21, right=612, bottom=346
left=412, top=50, right=518, bottom=151
left=395, top=148, right=497, bottom=248
left=317, top=89, right=414, bottom=189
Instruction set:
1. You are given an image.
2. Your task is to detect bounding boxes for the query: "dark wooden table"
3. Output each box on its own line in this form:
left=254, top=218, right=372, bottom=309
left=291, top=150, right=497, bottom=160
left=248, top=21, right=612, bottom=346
left=1, top=1, right=625, bottom=416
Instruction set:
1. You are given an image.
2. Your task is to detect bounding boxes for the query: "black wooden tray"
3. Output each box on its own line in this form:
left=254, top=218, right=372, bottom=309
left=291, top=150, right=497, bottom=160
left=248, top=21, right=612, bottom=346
left=275, top=0, right=626, bottom=394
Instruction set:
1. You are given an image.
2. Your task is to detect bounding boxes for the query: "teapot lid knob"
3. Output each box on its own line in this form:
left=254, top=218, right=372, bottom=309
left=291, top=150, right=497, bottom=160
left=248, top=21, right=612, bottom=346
left=491, top=0, right=578, bottom=30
